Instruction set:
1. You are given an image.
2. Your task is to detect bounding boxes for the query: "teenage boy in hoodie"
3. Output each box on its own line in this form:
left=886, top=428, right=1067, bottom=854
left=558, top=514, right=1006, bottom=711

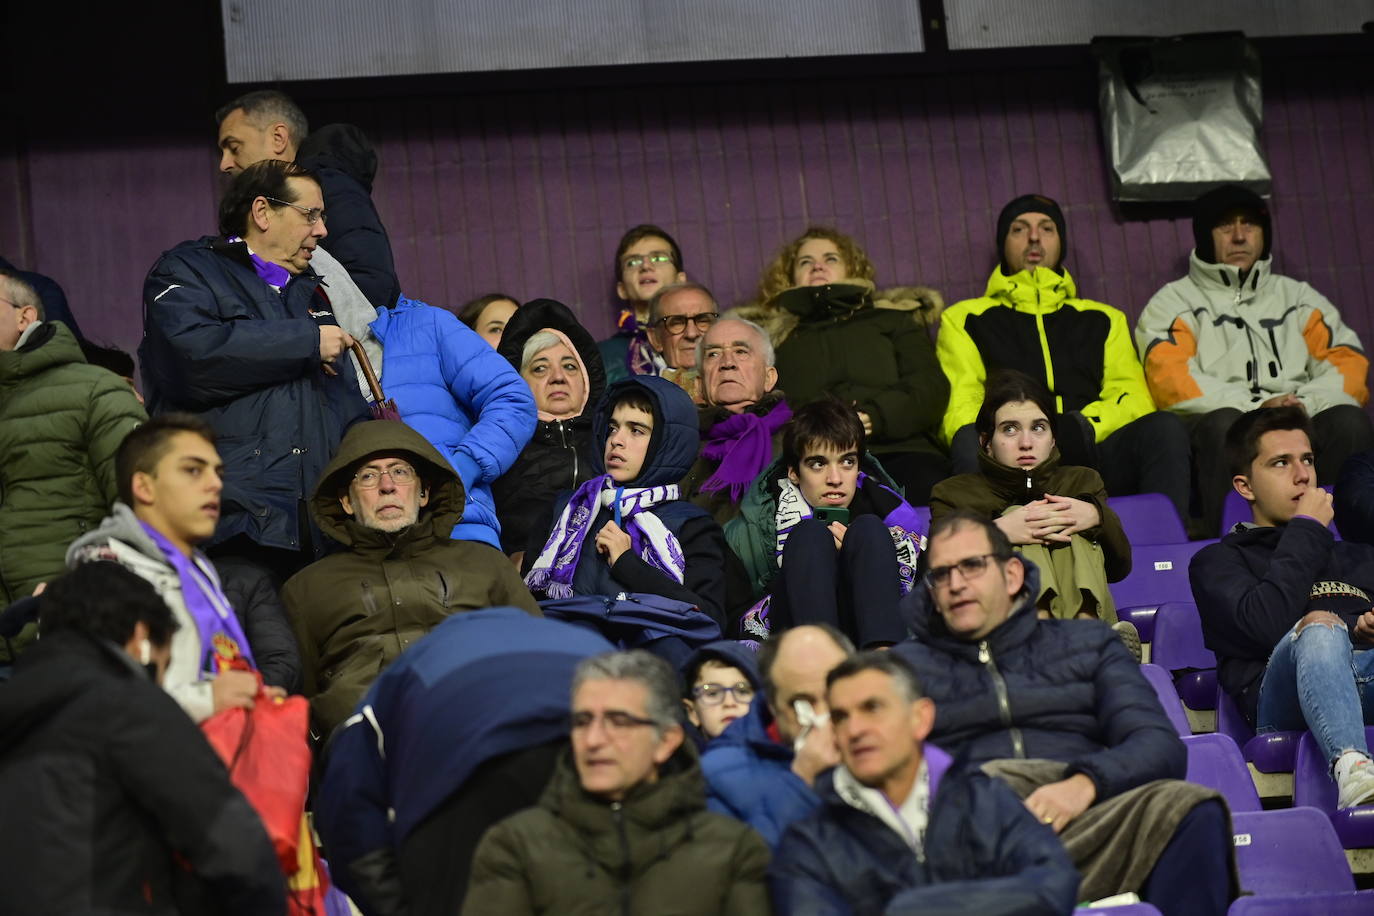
left=1191, top=406, right=1374, bottom=809
left=523, top=376, right=728, bottom=666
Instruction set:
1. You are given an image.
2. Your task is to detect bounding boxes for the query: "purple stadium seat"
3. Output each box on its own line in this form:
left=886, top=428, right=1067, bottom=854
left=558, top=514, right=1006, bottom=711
left=1293, top=727, right=1374, bottom=850
left=1221, top=486, right=1339, bottom=539
left=1140, top=663, right=1191, bottom=737
left=1228, top=892, right=1374, bottom=914
left=1108, top=493, right=1188, bottom=546
left=1108, top=541, right=1216, bottom=615
left=1117, top=605, right=1161, bottom=645
left=1214, top=686, right=1300, bottom=776
left=1183, top=734, right=1262, bottom=812
left=1150, top=602, right=1217, bottom=710
left=1231, top=808, right=1355, bottom=895
left=1073, top=906, right=1162, bottom=915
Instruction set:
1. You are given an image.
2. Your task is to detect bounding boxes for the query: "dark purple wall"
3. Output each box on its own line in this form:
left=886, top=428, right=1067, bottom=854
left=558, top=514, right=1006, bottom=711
left=3, top=13, right=1372, bottom=372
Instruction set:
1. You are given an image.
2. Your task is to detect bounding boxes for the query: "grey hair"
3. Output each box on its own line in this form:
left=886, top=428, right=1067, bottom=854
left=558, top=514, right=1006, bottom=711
left=0, top=271, right=43, bottom=319
left=696, top=316, right=775, bottom=371
left=826, top=650, right=926, bottom=705
left=520, top=330, right=567, bottom=372
left=572, top=650, right=683, bottom=734
left=215, top=89, right=309, bottom=146
left=648, top=281, right=718, bottom=325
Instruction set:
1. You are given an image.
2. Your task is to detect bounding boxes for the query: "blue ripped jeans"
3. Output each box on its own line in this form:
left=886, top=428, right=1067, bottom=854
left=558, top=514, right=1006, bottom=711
left=1256, top=616, right=1374, bottom=768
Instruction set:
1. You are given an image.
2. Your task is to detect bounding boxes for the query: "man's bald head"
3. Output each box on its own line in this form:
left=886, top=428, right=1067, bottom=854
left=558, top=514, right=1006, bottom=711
left=758, top=625, right=855, bottom=742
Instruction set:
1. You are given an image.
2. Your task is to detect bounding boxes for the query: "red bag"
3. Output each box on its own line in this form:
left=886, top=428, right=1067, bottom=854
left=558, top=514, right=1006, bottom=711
left=202, top=689, right=313, bottom=874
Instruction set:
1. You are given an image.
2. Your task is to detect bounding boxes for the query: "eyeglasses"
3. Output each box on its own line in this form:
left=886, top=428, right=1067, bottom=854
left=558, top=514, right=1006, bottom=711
left=353, top=463, right=417, bottom=488
left=691, top=683, right=755, bottom=706
left=654, top=312, right=718, bottom=334
left=924, top=553, right=1002, bottom=589
left=622, top=252, right=674, bottom=271
left=0, top=298, right=25, bottom=311
left=264, top=197, right=326, bottom=225
left=571, top=710, right=659, bottom=733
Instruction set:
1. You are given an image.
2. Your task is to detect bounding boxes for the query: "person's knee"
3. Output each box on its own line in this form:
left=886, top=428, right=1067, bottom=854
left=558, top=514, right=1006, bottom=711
left=1296, top=610, right=1346, bottom=635
left=783, top=518, right=834, bottom=557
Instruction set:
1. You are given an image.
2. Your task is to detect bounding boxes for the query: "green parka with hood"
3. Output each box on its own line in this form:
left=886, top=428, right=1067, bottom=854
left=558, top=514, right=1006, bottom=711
left=462, top=741, right=770, bottom=915
left=281, top=420, right=539, bottom=737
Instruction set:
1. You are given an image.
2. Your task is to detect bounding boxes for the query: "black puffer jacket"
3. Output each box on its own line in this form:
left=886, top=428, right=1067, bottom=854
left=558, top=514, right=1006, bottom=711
left=296, top=123, right=401, bottom=311
left=494, top=299, right=607, bottom=554
left=895, top=563, right=1185, bottom=802
left=0, top=631, right=285, bottom=914
left=215, top=555, right=302, bottom=692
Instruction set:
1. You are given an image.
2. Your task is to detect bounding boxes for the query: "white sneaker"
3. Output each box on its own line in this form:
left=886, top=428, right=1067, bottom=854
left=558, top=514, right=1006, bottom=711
left=1336, top=757, right=1374, bottom=809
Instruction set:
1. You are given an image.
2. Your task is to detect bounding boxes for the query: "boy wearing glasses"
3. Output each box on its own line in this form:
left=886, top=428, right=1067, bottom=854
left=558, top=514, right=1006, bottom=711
left=682, top=641, right=761, bottom=743
left=282, top=419, right=539, bottom=738
left=599, top=224, right=688, bottom=382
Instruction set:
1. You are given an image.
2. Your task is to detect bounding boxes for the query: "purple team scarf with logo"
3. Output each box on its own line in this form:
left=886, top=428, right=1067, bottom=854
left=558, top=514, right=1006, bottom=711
left=699, top=400, right=793, bottom=502
left=525, top=475, right=686, bottom=599
left=226, top=235, right=291, bottom=289
left=617, top=308, right=662, bottom=377
left=140, top=521, right=256, bottom=672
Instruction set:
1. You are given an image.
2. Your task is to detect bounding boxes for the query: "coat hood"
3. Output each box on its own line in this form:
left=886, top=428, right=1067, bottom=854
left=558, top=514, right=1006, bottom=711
left=984, top=264, right=1078, bottom=315
left=310, top=419, right=466, bottom=547
left=65, top=503, right=165, bottom=568
left=903, top=556, right=1042, bottom=650
left=0, top=320, right=83, bottom=385
left=591, top=375, right=700, bottom=485
left=297, top=123, right=380, bottom=191
left=498, top=298, right=607, bottom=423
left=1186, top=248, right=1272, bottom=299
left=681, top=640, right=762, bottom=690
left=769, top=279, right=876, bottom=322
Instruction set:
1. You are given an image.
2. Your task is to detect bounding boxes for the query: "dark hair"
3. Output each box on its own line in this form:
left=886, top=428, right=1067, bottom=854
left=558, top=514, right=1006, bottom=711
left=757, top=623, right=855, bottom=709
left=215, top=89, right=309, bottom=145
left=116, top=414, right=217, bottom=507
left=609, top=386, right=655, bottom=418
left=782, top=397, right=866, bottom=473
left=458, top=293, right=519, bottom=329
left=614, top=224, right=683, bottom=279
left=79, top=340, right=136, bottom=379
left=1226, top=406, right=1314, bottom=478
left=826, top=650, right=925, bottom=703
left=40, top=562, right=178, bottom=648
left=218, top=159, right=320, bottom=238
left=974, top=369, right=1059, bottom=447
left=922, top=509, right=1016, bottom=571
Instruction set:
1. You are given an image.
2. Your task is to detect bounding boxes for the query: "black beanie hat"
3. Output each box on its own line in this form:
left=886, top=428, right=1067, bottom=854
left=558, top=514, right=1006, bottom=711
left=1192, top=185, right=1271, bottom=263
left=997, top=194, right=1067, bottom=272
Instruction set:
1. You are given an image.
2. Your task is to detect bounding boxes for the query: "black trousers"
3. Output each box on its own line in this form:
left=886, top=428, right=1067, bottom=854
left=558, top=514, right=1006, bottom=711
left=771, top=515, right=907, bottom=647
left=397, top=738, right=565, bottom=916
left=951, top=411, right=1191, bottom=521
left=1190, top=404, right=1374, bottom=536
left=1140, top=800, right=1234, bottom=916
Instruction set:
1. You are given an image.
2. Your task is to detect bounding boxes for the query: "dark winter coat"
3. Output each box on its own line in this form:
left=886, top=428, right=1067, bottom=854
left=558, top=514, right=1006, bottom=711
left=281, top=420, right=540, bottom=737
left=141, top=237, right=370, bottom=555
left=0, top=631, right=285, bottom=914
left=734, top=280, right=948, bottom=457
left=896, top=563, right=1186, bottom=801
left=769, top=745, right=1079, bottom=915
left=215, top=556, right=302, bottom=692
left=296, top=123, right=401, bottom=311
left=495, top=299, right=607, bottom=554
left=1335, top=449, right=1374, bottom=545
left=1191, top=518, right=1374, bottom=724
left=462, top=741, right=771, bottom=915
left=929, top=447, right=1131, bottom=582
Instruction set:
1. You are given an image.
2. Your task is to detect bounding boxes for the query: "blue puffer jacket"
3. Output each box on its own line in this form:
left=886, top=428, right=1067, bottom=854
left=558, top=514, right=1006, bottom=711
left=895, top=562, right=1185, bottom=801
left=770, top=744, right=1079, bottom=915
left=701, top=697, right=819, bottom=848
left=141, top=237, right=370, bottom=554
left=369, top=296, right=536, bottom=549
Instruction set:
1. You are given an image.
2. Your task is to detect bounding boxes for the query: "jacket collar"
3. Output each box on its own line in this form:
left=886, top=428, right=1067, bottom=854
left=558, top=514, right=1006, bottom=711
left=699, top=390, right=788, bottom=433
left=975, top=447, right=1063, bottom=503
left=906, top=559, right=1043, bottom=660
left=768, top=279, right=876, bottom=322
left=1187, top=249, right=1272, bottom=300
left=983, top=265, right=1078, bottom=314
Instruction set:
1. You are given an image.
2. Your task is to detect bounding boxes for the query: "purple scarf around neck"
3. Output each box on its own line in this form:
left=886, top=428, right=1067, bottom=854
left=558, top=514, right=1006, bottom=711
left=140, top=521, right=256, bottom=672
left=617, top=308, right=662, bottom=377
left=227, top=235, right=292, bottom=289
left=699, top=400, right=792, bottom=502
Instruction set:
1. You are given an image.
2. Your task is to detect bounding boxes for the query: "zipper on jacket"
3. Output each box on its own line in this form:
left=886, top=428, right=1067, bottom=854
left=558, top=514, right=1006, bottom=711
left=1030, top=291, right=1060, bottom=414
left=979, top=640, right=1025, bottom=758
left=556, top=420, right=578, bottom=485
left=436, top=569, right=450, bottom=608
left=612, top=801, right=632, bottom=916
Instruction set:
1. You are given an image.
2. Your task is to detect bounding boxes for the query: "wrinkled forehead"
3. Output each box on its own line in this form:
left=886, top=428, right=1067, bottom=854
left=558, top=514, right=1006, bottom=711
left=704, top=319, right=764, bottom=349
left=658, top=288, right=713, bottom=315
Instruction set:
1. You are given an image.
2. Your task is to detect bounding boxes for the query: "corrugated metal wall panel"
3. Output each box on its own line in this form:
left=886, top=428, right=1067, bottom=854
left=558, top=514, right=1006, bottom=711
left=6, top=49, right=1374, bottom=390
left=223, top=0, right=925, bottom=83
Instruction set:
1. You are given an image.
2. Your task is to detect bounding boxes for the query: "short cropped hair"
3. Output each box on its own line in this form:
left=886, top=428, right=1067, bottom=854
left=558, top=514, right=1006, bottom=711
left=218, top=159, right=320, bottom=238
left=0, top=270, right=43, bottom=319
left=757, top=623, right=855, bottom=709
left=974, top=369, right=1059, bottom=446
left=572, top=650, right=682, bottom=735
left=757, top=226, right=877, bottom=303
left=215, top=89, right=309, bottom=146
left=826, top=649, right=926, bottom=704
left=647, top=282, right=717, bottom=326
left=458, top=292, right=519, bottom=330
left=614, top=224, right=684, bottom=279
left=40, top=561, right=178, bottom=648
left=520, top=330, right=567, bottom=372
left=1226, top=405, right=1314, bottom=478
left=608, top=386, right=655, bottom=418
left=696, top=317, right=775, bottom=371
left=782, top=396, right=866, bottom=473
left=922, top=509, right=1015, bottom=574
left=115, top=414, right=217, bottom=507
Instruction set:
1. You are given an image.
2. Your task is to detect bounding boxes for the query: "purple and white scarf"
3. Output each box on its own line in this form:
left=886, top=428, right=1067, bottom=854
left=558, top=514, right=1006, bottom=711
left=525, top=475, right=686, bottom=599
left=617, top=308, right=665, bottom=377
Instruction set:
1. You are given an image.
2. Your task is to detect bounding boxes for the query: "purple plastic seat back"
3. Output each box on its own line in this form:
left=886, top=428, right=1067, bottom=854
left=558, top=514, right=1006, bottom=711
left=1108, top=493, right=1188, bottom=546
left=1221, top=487, right=1339, bottom=539
left=1151, top=602, right=1216, bottom=673
left=1117, top=605, right=1159, bottom=644
left=1072, top=905, right=1162, bottom=915
left=1231, top=808, right=1355, bottom=895
left=1214, top=684, right=1301, bottom=774
left=1183, top=733, right=1262, bottom=812
left=1108, top=541, right=1216, bottom=611
left=1228, top=891, right=1374, bottom=915
left=1140, top=663, right=1191, bottom=737
left=1293, top=727, right=1374, bottom=849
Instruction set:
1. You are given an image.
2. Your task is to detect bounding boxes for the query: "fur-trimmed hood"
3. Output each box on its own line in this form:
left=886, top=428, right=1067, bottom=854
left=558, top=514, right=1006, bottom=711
left=729, top=281, right=943, bottom=350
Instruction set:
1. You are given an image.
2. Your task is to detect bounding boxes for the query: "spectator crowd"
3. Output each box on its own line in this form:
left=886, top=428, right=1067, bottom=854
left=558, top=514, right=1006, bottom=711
left=4, top=87, right=1374, bottom=915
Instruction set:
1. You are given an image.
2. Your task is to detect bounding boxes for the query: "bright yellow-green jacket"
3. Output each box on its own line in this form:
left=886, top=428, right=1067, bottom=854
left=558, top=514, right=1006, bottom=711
left=937, top=266, right=1155, bottom=444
